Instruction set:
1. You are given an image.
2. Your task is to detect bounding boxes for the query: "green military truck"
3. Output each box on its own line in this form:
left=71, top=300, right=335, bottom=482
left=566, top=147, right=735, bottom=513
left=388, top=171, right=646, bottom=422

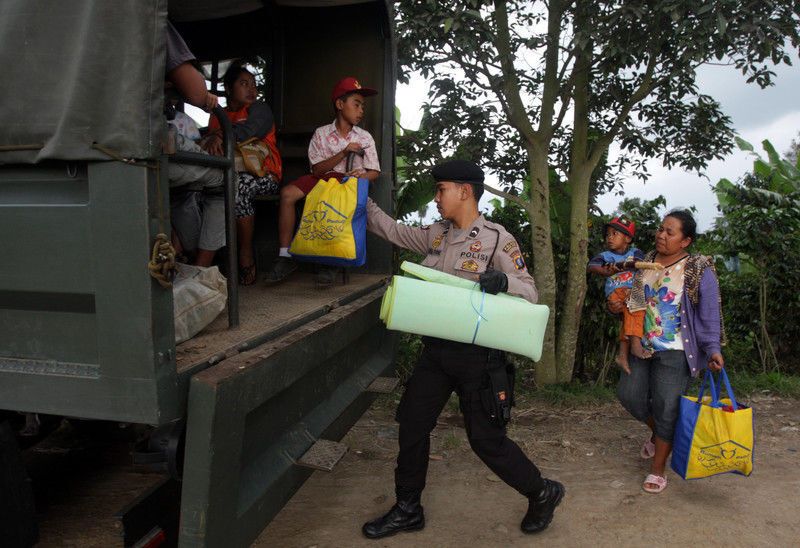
left=0, top=1, right=397, bottom=545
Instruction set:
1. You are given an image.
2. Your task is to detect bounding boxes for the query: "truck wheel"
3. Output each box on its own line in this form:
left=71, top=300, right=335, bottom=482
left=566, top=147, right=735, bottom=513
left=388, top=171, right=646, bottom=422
left=0, top=420, right=38, bottom=547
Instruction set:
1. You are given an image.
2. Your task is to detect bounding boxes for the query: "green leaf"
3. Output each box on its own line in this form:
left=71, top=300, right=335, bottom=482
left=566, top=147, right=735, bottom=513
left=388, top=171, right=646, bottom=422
left=717, top=12, right=728, bottom=35
left=443, top=17, right=453, bottom=33
left=761, top=139, right=781, bottom=165
left=714, top=177, right=736, bottom=207
left=753, top=159, right=772, bottom=179
left=735, top=136, right=754, bottom=152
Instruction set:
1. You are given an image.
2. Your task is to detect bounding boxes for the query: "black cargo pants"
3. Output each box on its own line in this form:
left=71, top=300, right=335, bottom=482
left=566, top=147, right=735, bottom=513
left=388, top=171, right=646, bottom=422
left=394, top=338, right=544, bottom=498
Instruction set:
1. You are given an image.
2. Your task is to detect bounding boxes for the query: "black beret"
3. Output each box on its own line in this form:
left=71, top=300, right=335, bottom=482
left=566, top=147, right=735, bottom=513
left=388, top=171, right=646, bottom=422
left=431, top=159, right=484, bottom=186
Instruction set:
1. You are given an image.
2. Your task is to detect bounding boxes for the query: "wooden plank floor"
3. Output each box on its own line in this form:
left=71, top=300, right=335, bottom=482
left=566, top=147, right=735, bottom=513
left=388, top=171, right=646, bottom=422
left=175, top=273, right=387, bottom=373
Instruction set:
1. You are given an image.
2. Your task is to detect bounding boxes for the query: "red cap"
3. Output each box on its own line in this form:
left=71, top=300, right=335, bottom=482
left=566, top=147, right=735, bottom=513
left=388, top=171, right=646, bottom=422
left=331, top=77, right=378, bottom=102
left=606, top=216, right=635, bottom=238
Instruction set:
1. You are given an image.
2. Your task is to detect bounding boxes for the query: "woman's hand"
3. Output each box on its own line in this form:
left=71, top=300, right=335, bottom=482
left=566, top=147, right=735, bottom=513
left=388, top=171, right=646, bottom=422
left=607, top=299, right=624, bottom=314
left=200, top=133, right=223, bottom=156
left=202, top=91, right=218, bottom=113
left=707, top=353, right=724, bottom=372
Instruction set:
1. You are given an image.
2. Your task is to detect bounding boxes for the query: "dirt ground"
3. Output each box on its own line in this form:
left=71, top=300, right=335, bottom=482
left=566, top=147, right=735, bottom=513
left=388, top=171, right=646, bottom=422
left=256, top=393, right=800, bottom=547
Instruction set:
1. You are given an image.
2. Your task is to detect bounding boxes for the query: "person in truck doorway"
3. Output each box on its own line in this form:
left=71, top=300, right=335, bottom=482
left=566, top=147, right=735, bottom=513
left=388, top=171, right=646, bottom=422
left=264, top=77, right=381, bottom=288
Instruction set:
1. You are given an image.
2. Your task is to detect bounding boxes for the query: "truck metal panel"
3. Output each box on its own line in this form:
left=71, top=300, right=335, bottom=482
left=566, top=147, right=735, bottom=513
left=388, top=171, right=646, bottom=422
left=179, top=289, right=395, bottom=546
left=0, top=161, right=181, bottom=424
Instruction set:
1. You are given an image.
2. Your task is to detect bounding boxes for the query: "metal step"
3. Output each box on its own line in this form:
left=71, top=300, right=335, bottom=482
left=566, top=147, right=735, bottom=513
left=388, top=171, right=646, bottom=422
left=366, top=376, right=400, bottom=394
left=296, top=439, right=348, bottom=472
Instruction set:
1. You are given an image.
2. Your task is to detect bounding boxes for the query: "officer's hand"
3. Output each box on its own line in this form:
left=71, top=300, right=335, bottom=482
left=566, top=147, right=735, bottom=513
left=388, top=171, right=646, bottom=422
left=479, top=270, right=508, bottom=294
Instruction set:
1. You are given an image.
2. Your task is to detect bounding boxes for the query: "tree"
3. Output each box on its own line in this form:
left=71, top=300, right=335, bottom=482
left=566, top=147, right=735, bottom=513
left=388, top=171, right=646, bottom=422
left=395, top=0, right=800, bottom=383
left=712, top=137, right=800, bottom=372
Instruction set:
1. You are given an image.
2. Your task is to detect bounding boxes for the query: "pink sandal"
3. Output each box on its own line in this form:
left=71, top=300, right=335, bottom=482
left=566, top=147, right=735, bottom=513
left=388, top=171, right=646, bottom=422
left=640, top=438, right=656, bottom=459
left=643, top=474, right=667, bottom=493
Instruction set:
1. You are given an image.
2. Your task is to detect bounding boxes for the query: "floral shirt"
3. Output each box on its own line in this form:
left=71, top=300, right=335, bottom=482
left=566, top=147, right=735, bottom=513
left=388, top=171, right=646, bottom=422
left=642, top=257, right=688, bottom=352
left=308, top=121, right=380, bottom=173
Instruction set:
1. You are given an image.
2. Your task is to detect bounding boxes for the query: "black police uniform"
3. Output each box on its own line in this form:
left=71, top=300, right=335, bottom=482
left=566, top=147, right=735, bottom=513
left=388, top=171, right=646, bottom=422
left=362, top=160, right=564, bottom=538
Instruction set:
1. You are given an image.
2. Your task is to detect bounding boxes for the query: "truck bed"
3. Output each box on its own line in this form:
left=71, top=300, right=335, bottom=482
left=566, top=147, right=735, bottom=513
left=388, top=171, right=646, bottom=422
left=176, top=273, right=388, bottom=375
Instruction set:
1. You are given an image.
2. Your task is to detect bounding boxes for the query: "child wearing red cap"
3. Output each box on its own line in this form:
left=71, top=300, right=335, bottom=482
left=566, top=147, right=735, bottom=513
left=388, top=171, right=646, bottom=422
left=588, top=216, right=649, bottom=371
left=265, top=77, right=381, bottom=286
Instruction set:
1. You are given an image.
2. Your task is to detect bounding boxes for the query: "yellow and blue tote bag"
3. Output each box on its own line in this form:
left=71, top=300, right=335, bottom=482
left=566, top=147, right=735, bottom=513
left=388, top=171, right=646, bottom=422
left=289, top=176, right=368, bottom=267
left=671, top=368, right=754, bottom=480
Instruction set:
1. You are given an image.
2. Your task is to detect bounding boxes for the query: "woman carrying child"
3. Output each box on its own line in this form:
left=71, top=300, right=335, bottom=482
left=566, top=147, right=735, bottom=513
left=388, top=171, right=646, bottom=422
left=611, top=209, right=725, bottom=494
left=203, top=63, right=282, bottom=285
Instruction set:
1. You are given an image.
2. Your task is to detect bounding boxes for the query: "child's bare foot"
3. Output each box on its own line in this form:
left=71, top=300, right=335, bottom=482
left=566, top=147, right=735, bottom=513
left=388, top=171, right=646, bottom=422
left=630, top=337, right=652, bottom=359
left=615, top=353, right=631, bottom=375
left=616, top=339, right=631, bottom=374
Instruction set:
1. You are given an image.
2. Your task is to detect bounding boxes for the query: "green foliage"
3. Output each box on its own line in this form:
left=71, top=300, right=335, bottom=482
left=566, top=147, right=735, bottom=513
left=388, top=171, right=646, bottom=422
left=520, top=381, right=616, bottom=407
left=724, top=371, right=800, bottom=399
left=394, top=0, right=800, bottom=383
left=396, top=1, right=799, bottom=196
left=710, top=138, right=800, bottom=373
left=395, top=106, right=437, bottom=220
left=395, top=333, right=422, bottom=383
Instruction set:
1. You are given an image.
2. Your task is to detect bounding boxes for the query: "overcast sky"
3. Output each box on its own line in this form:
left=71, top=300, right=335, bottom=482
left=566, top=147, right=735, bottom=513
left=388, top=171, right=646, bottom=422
left=395, top=55, right=800, bottom=230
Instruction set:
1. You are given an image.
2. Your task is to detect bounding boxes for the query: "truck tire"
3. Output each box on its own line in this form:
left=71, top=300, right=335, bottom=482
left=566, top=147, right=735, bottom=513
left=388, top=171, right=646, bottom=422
left=0, top=420, right=38, bottom=547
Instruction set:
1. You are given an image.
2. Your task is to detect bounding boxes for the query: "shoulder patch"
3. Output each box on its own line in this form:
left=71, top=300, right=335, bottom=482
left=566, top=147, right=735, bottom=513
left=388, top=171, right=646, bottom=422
left=510, top=250, right=526, bottom=270
left=502, top=240, right=518, bottom=254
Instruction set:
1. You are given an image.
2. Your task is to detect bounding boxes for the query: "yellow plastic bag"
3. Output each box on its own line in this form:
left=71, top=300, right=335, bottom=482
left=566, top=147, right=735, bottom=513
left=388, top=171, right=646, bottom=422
left=289, top=177, right=368, bottom=266
left=671, top=369, right=754, bottom=479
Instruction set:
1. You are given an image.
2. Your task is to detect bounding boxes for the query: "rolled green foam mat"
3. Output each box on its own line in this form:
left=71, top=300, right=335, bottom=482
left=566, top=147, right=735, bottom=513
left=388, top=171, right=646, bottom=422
left=379, top=262, right=550, bottom=361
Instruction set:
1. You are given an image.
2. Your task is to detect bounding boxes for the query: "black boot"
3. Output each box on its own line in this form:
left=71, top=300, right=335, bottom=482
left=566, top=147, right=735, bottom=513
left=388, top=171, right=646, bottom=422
left=362, top=492, right=425, bottom=539
left=521, top=479, right=565, bottom=534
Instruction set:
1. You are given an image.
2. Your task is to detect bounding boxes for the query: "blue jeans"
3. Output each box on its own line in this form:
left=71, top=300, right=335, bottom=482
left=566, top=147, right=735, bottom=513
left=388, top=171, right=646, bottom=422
left=616, top=350, right=691, bottom=442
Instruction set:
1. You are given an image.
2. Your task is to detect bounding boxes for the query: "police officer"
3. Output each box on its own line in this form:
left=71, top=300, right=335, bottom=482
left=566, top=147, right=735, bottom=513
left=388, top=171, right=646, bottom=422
left=362, top=160, right=565, bottom=538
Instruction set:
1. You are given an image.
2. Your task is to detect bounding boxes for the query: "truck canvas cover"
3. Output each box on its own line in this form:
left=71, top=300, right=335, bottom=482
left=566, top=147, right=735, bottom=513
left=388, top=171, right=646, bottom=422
left=0, top=0, right=168, bottom=164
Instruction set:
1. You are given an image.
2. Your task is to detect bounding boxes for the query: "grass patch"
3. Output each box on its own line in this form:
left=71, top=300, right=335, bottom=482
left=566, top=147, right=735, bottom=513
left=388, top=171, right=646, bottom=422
left=722, top=370, right=800, bottom=398
left=440, top=429, right=463, bottom=451
left=522, top=381, right=616, bottom=407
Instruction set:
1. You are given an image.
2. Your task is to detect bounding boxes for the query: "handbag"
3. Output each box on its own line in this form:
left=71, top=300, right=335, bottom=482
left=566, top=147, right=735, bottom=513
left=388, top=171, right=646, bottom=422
left=671, top=368, right=754, bottom=480
left=289, top=176, right=368, bottom=267
left=234, top=137, right=270, bottom=177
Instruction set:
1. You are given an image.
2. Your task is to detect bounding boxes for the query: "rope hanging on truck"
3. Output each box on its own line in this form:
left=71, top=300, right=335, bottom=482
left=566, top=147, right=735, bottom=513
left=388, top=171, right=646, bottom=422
left=148, top=233, right=177, bottom=289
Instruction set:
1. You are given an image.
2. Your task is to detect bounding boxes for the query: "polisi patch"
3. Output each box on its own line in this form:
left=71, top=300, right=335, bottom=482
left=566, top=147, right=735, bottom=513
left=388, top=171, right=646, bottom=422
left=470, top=241, right=482, bottom=252
left=460, top=251, right=489, bottom=262
left=461, top=259, right=479, bottom=272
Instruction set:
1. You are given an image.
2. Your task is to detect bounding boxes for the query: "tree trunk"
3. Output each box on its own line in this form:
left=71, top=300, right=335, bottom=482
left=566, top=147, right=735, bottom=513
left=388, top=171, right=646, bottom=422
left=555, top=17, right=592, bottom=384
left=555, top=168, right=591, bottom=382
left=527, top=145, right=558, bottom=385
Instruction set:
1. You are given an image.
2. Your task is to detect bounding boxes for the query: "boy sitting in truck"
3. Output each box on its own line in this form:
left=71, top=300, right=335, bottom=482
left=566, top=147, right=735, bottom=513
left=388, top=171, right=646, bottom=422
left=264, top=77, right=381, bottom=287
